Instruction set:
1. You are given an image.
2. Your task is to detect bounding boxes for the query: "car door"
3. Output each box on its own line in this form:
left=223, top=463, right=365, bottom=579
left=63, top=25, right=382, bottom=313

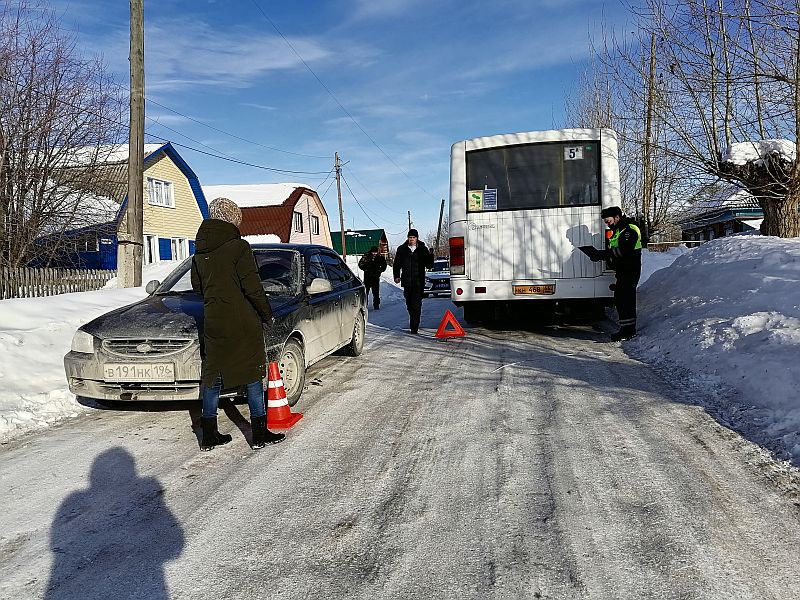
left=319, top=251, right=360, bottom=346
left=302, top=251, right=340, bottom=361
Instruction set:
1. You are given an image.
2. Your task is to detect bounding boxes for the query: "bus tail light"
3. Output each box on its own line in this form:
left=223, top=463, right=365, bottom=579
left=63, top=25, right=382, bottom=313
left=450, top=237, right=465, bottom=275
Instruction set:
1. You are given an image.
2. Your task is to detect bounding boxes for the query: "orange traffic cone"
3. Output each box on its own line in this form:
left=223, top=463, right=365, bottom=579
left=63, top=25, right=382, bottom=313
left=266, top=362, right=303, bottom=429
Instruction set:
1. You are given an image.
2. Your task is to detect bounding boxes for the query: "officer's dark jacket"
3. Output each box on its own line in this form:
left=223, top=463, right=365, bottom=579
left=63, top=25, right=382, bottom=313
left=392, top=241, right=434, bottom=290
left=606, top=216, right=642, bottom=278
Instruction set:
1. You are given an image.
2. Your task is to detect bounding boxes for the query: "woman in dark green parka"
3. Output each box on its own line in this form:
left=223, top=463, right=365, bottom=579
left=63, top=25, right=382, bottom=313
left=191, top=198, right=285, bottom=450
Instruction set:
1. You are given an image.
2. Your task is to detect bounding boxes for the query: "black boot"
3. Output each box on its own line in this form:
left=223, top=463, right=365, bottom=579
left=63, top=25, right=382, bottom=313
left=251, top=415, right=285, bottom=449
left=611, top=325, right=636, bottom=341
left=200, top=417, right=232, bottom=451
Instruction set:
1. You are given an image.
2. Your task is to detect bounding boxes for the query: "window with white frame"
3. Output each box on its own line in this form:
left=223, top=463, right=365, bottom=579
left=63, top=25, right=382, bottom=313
left=293, top=211, right=304, bottom=233
left=147, top=177, right=175, bottom=208
left=171, top=237, right=189, bottom=261
left=144, top=234, right=159, bottom=265
left=311, top=215, right=320, bottom=235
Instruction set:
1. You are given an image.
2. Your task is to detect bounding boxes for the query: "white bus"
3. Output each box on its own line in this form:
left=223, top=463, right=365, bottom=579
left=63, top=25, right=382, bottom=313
left=448, top=128, right=619, bottom=323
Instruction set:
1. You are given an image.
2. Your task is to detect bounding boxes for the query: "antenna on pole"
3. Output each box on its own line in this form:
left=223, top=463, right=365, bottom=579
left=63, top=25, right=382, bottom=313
left=435, top=198, right=445, bottom=256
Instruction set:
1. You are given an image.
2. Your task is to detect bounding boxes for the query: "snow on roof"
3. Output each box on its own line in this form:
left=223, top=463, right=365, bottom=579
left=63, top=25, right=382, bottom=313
left=62, top=144, right=165, bottom=166
left=201, top=183, right=315, bottom=208
left=723, top=139, right=796, bottom=165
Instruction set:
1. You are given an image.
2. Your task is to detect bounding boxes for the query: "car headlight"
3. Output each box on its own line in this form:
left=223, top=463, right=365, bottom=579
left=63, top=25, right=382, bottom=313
left=71, top=330, right=96, bottom=354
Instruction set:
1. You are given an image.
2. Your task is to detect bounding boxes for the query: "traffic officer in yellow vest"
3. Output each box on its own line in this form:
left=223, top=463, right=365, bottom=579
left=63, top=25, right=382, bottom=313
left=590, top=206, right=643, bottom=341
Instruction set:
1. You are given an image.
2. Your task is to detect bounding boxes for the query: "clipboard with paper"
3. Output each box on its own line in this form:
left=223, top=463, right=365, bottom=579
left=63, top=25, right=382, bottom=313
left=578, top=246, right=604, bottom=262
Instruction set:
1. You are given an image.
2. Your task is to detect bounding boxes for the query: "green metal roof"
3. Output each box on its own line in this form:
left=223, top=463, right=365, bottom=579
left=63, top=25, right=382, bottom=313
left=331, top=229, right=387, bottom=255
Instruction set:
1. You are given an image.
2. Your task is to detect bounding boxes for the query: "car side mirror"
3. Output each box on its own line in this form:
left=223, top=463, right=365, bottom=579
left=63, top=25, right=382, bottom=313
left=145, top=280, right=160, bottom=294
left=307, top=277, right=332, bottom=295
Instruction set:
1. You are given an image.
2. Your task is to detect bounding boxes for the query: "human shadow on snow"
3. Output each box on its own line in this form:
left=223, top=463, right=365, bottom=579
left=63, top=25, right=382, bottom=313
left=45, top=447, right=184, bottom=600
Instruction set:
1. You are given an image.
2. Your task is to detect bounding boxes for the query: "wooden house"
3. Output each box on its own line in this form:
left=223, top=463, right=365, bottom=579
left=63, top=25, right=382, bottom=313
left=201, top=183, right=332, bottom=247
left=38, top=142, right=209, bottom=269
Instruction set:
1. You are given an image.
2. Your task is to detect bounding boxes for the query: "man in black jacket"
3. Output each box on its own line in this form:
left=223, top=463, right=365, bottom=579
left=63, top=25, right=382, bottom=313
left=588, top=206, right=643, bottom=341
left=358, top=246, right=387, bottom=310
left=393, top=229, right=434, bottom=333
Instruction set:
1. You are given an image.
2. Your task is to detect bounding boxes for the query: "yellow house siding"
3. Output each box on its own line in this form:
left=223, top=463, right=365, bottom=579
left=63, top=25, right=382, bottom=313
left=288, top=192, right=332, bottom=247
left=141, top=154, right=204, bottom=240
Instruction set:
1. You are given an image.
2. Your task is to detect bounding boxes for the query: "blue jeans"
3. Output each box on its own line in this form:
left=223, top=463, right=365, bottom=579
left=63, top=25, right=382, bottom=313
left=202, top=376, right=266, bottom=419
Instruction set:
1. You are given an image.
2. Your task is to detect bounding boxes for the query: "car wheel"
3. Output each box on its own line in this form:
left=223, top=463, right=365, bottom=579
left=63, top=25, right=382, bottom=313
left=345, top=311, right=366, bottom=357
left=278, top=338, right=306, bottom=407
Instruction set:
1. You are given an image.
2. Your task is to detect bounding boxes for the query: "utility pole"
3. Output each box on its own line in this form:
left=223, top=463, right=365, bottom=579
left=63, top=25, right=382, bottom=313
left=434, top=198, right=445, bottom=256
left=118, top=0, right=144, bottom=287
left=335, top=152, right=346, bottom=258
left=408, top=211, right=412, bottom=232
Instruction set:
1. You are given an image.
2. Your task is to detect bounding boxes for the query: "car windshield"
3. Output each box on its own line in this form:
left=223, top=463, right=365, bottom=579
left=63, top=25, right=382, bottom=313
left=431, top=260, right=449, bottom=272
left=155, top=249, right=301, bottom=296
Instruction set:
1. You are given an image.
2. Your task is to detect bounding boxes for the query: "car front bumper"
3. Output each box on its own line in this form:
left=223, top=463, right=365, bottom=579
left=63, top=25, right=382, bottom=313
left=64, top=339, right=285, bottom=402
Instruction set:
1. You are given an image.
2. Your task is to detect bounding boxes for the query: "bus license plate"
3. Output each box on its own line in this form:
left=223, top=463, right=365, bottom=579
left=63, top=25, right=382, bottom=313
left=513, top=284, right=556, bottom=295
left=104, top=363, right=175, bottom=382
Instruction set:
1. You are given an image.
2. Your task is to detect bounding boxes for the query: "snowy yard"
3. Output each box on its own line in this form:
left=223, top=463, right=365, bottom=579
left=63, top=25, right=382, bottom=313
left=1, top=239, right=799, bottom=466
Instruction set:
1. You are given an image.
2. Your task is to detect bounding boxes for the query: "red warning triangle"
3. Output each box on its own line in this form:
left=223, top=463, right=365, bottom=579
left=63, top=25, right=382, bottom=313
left=435, top=309, right=466, bottom=338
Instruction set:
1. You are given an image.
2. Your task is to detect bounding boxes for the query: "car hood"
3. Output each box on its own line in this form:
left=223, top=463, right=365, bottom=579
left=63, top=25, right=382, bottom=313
left=426, top=272, right=451, bottom=280
left=80, top=292, right=299, bottom=339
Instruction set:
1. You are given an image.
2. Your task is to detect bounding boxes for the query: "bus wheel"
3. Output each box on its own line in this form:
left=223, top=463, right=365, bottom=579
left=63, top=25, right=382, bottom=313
left=463, top=303, right=482, bottom=325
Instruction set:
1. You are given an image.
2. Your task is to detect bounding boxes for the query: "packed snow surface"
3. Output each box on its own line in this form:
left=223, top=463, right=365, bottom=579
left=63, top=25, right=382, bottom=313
left=1, top=239, right=798, bottom=466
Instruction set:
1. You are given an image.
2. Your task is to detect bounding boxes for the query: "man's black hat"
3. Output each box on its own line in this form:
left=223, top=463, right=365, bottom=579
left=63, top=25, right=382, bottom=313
left=601, top=206, right=623, bottom=219
left=407, top=229, right=419, bottom=238
left=369, top=246, right=378, bottom=253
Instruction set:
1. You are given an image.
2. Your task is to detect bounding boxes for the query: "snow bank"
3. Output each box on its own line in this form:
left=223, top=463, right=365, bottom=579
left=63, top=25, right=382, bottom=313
left=0, top=287, right=148, bottom=443
left=629, top=236, right=800, bottom=462
left=638, top=247, right=688, bottom=286
left=723, top=139, right=796, bottom=165
left=104, top=261, right=184, bottom=289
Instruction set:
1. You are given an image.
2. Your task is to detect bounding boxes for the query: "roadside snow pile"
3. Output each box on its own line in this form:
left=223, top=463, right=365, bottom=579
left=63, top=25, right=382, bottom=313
left=723, top=139, right=796, bottom=165
left=0, top=287, right=148, bottom=443
left=629, top=236, right=800, bottom=462
left=639, top=247, right=688, bottom=286
left=104, top=261, right=183, bottom=289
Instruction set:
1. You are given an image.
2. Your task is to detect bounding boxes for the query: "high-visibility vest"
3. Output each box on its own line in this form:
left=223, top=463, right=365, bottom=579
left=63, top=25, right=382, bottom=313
left=609, top=223, right=642, bottom=251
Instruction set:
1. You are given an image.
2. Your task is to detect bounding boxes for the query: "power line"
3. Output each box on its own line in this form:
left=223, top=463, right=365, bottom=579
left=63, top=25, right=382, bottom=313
left=341, top=173, right=404, bottom=235
left=0, top=73, right=332, bottom=176
left=343, top=165, right=406, bottom=220
left=144, top=97, right=331, bottom=160
left=247, top=0, right=436, bottom=199
left=144, top=115, right=333, bottom=176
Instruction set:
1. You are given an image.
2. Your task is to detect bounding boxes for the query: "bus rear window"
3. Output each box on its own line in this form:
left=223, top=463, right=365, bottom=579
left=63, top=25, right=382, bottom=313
left=466, top=141, right=600, bottom=211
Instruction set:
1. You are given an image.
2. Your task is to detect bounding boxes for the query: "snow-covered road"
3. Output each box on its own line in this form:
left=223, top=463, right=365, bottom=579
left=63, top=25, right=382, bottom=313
left=1, top=293, right=799, bottom=599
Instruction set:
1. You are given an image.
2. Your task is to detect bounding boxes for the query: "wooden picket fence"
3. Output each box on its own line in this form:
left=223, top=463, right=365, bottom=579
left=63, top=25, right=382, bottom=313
left=0, top=267, right=117, bottom=300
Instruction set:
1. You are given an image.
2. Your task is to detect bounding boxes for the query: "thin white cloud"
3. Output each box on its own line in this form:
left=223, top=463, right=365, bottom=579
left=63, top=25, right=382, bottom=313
left=84, top=20, right=332, bottom=91
left=352, top=0, right=426, bottom=19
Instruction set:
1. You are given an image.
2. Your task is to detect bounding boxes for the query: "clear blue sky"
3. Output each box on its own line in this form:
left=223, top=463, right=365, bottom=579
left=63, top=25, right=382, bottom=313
left=53, top=0, right=631, bottom=246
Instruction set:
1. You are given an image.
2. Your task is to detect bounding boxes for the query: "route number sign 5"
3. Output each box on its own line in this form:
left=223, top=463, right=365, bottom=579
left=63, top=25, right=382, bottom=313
left=564, top=146, right=584, bottom=160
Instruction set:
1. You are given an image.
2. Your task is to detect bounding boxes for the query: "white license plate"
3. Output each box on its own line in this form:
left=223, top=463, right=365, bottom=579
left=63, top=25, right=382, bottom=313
left=104, top=363, right=175, bottom=382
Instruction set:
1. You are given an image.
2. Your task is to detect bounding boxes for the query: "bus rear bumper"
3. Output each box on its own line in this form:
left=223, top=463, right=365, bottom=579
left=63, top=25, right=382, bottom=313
left=450, top=275, right=615, bottom=304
